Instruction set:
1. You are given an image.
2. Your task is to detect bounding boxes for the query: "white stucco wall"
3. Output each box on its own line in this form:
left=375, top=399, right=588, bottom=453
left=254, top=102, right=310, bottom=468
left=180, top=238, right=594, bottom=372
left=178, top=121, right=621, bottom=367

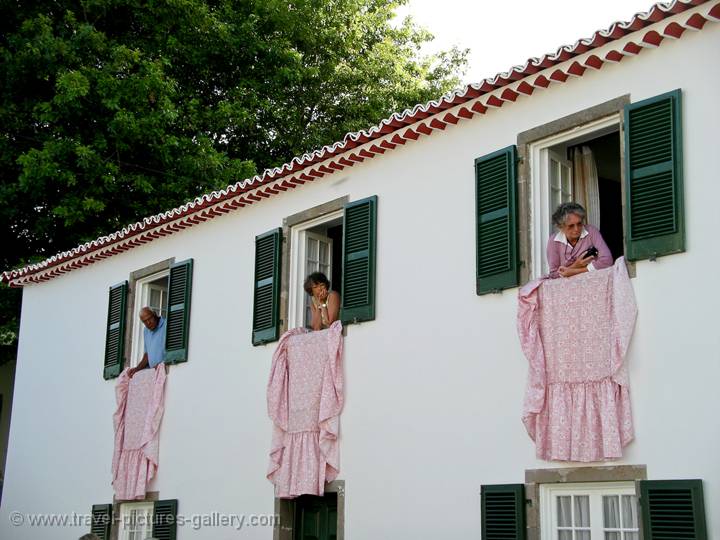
left=1, top=10, right=719, bottom=540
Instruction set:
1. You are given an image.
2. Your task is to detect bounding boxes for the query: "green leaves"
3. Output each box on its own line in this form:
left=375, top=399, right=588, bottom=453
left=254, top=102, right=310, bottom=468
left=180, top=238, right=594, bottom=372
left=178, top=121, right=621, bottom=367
left=0, top=0, right=466, bottom=362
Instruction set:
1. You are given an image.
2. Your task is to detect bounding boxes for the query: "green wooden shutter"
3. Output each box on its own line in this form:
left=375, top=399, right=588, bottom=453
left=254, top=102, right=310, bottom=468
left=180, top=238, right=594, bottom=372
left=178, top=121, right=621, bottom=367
left=165, top=258, right=193, bottom=363
left=253, top=228, right=282, bottom=345
left=624, top=89, right=684, bottom=261
left=90, top=503, right=112, bottom=540
left=481, top=484, right=526, bottom=540
left=152, top=499, right=178, bottom=540
left=639, top=479, right=707, bottom=540
left=340, top=195, right=377, bottom=324
left=103, top=281, right=128, bottom=380
left=475, top=146, right=518, bottom=295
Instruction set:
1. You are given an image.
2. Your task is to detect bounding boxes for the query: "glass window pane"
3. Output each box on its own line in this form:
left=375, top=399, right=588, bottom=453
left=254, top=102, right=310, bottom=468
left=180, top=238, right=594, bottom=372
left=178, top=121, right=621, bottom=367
left=319, top=242, right=329, bottom=266
left=308, top=237, right=318, bottom=260
left=558, top=530, right=572, bottom=540
left=604, top=533, right=621, bottom=540
left=577, top=531, right=591, bottom=540
left=574, top=496, right=590, bottom=527
left=622, top=495, right=638, bottom=528
left=550, top=159, right=560, bottom=188
left=562, top=165, right=572, bottom=197
left=551, top=187, right=561, bottom=210
left=603, top=495, right=620, bottom=528
left=625, top=532, right=639, bottom=540
left=557, top=496, right=572, bottom=527
left=150, top=289, right=160, bottom=309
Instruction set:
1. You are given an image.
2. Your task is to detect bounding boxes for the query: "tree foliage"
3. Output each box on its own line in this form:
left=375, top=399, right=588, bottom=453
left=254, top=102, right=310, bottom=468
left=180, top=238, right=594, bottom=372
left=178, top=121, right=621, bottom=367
left=0, top=0, right=467, bottom=362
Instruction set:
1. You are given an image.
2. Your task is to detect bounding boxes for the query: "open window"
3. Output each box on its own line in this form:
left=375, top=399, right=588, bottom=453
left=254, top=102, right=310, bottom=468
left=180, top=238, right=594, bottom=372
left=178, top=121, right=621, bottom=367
left=475, top=90, right=684, bottom=292
left=103, top=258, right=194, bottom=379
left=288, top=211, right=344, bottom=330
left=253, top=196, right=377, bottom=345
left=530, top=116, right=624, bottom=277
left=129, top=270, right=169, bottom=368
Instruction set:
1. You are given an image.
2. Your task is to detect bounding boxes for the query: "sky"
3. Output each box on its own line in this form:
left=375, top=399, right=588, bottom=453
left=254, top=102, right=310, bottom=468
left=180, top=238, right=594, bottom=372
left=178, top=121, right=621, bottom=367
left=395, top=0, right=659, bottom=86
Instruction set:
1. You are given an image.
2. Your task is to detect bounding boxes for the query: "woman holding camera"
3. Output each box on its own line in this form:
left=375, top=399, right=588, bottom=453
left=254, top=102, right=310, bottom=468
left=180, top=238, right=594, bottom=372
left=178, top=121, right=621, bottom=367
left=547, top=202, right=613, bottom=278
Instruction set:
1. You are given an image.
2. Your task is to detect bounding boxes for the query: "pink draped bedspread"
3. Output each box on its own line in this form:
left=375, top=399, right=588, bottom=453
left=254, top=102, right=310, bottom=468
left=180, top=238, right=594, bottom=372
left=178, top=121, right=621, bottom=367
left=518, top=257, right=637, bottom=462
left=112, top=365, right=167, bottom=500
left=267, top=321, right=344, bottom=498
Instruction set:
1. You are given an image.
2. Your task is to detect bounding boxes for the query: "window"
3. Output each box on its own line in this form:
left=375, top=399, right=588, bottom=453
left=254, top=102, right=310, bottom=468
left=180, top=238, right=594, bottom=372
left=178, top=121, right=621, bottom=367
left=475, top=90, right=685, bottom=292
left=274, top=481, right=345, bottom=540
left=119, top=501, right=154, bottom=540
left=540, top=483, right=638, bottom=540
left=293, top=493, right=338, bottom=540
left=103, top=259, right=194, bottom=379
left=529, top=116, right=623, bottom=277
left=253, top=196, right=377, bottom=345
left=129, top=270, right=169, bottom=368
left=288, top=211, right=343, bottom=330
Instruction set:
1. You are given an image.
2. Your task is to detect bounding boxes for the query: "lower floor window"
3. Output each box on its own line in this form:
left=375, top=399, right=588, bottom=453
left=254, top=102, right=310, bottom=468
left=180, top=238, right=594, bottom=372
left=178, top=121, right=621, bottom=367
left=541, top=482, right=638, bottom=540
left=119, top=501, right=153, bottom=540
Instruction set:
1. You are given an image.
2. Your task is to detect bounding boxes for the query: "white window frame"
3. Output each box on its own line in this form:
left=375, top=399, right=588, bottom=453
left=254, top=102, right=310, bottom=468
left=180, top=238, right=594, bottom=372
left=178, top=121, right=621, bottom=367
left=539, top=481, right=638, bottom=540
left=528, top=114, right=620, bottom=278
left=287, top=210, right=342, bottom=330
left=129, top=269, right=170, bottom=367
left=118, top=501, right=154, bottom=540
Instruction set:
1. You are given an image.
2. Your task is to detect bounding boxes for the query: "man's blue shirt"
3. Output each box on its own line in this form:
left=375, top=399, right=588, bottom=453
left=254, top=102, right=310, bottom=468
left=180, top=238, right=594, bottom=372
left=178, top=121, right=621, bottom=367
left=144, top=316, right=167, bottom=367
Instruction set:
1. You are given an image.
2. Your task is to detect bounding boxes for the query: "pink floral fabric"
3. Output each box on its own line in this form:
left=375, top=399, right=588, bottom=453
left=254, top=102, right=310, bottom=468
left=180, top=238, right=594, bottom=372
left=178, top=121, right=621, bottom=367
left=518, top=257, right=637, bottom=462
left=267, top=321, right=344, bottom=498
left=112, top=365, right=167, bottom=500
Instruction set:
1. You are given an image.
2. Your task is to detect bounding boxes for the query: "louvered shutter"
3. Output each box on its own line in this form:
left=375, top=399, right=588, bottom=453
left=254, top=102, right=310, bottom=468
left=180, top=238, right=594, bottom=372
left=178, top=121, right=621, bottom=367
left=481, top=484, right=526, bottom=540
left=624, top=89, right=684, bottom=260
left=639, top=479, right=707, bottom=540
left=90, top=503, right=112, bottom=540
left=164, top=259, right=193, bottom=363
left=152, top=499, right=178, bottom=540
left=475, top=146, right=518, bottom=295
left=253, top=228, right=282, bottom=345
left=103, top=282, right=127, bottom=380
left=340, top=196, right=377, bottom=324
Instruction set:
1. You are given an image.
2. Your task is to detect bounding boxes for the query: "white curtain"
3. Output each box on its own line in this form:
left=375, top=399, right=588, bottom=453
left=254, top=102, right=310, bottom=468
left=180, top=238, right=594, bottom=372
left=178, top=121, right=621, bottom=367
left=571, top=145, right=601, bottom=228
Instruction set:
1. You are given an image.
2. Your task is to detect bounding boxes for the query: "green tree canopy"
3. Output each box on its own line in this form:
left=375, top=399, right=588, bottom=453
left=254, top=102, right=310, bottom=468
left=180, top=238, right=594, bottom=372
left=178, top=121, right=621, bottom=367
left=0, top=0, right=467, bottom=362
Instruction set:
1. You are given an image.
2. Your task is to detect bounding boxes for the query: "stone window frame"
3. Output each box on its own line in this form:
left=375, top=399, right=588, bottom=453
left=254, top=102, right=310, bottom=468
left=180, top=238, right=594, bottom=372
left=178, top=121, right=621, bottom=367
left=110, top=491, right=160, bottom=540
left=273, top=480, right=346, bottom=540
left=524, top=465, right=647, bottom=540
left=123, top=258, right=175, bottom=368
left=279, top=196, right=349, bottom=336
left=516, top=95, right=633, bottom=285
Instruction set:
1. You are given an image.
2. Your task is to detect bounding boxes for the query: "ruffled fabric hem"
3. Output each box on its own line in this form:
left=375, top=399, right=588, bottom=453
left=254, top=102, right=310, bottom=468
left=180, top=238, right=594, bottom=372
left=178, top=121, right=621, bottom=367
left=112, top=448, right=157, bottom=501
left=267, top=322, right=343, bottom=499
left=267, top=429, right=339, bottom=498
left=523, top=377, right=634, bottom=462
left=112, top=366, right=166, bottom=500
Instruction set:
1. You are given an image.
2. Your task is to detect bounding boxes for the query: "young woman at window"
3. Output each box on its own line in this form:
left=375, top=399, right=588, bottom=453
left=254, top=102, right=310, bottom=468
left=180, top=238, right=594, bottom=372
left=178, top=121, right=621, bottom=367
left=304, top=272, right=340, bottom=330
left=547, top=202, right=613, bottom=278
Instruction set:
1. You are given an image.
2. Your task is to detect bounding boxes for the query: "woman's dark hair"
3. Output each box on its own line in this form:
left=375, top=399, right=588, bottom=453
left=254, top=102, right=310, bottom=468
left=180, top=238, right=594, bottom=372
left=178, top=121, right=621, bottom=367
left=552, top=202, right=587, bottom=228
left=303, top=272, right=331, bottom=295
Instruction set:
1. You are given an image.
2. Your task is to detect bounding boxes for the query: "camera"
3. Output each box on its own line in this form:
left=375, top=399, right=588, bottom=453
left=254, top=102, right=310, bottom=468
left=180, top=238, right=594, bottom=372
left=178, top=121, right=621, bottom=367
left=583, top=246, right=599, bottom=258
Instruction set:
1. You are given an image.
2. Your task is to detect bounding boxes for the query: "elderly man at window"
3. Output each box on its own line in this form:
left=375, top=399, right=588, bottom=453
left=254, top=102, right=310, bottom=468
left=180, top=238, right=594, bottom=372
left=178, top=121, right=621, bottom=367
left=128, top=307, right=167, bottom=377
left=547, top=202, right=613, bottom=278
